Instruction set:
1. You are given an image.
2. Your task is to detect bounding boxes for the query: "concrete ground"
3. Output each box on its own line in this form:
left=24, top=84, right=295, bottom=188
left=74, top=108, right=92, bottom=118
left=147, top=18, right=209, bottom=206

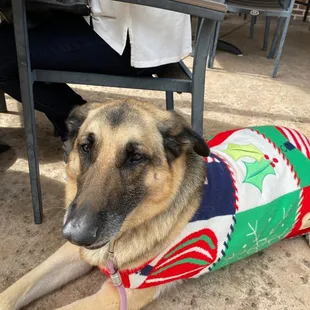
left=1, top=17, right=310, bottom=310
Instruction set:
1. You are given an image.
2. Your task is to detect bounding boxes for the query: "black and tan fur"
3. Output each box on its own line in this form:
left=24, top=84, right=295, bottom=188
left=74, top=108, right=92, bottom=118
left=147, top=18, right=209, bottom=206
left=0, top=100, right=210, bottom=310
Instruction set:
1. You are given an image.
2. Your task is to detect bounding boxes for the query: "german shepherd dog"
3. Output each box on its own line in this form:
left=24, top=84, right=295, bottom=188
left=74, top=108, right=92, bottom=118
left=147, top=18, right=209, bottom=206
left=1, top=100, right=310, bottom=310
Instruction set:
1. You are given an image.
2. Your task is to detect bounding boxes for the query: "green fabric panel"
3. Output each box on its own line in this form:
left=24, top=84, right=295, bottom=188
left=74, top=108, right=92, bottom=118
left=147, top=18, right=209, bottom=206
left=211, top=189, right=300, bottom=271
left=250, top=126, right=310, bottom=188
left=164, top=235, right=215, bottom=259
left=153, top=258, right=207, bottom=275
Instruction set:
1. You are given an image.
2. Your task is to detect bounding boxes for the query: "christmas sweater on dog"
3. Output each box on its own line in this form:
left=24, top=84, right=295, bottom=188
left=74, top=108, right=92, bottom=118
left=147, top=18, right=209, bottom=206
left=102, top=126, right=310, bottom=289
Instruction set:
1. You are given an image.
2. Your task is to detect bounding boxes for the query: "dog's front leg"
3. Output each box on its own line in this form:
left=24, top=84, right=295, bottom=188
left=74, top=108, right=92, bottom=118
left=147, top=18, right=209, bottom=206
left=0, top=242, right=92, bottom=310
left=55, top=279, right=158, bottom=310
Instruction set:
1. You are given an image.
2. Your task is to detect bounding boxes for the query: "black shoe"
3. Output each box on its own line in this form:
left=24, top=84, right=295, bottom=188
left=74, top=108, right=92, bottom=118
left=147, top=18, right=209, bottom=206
left=53, top=126, right=61, bottom=138
left=0, top=142, right=11, bottom=154
left=53, top=124, right=68, bottom=141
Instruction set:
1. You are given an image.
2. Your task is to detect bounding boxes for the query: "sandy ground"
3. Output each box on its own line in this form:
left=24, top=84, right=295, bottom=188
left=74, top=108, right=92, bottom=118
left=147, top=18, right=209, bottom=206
left=1, top=17, right=310, bottom=310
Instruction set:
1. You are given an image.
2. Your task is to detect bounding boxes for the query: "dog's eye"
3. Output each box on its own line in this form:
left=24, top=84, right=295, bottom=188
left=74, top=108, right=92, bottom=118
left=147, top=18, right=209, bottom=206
left=129, top=153, right=144, bottom=164
left=81, top=144, right=90, bottom=153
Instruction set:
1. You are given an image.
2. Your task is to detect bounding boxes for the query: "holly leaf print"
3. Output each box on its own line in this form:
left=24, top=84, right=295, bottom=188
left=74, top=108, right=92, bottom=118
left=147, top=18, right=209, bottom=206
left=243, top=158, right=276, bottom=192
left=223, top=143, right=264, bottom=162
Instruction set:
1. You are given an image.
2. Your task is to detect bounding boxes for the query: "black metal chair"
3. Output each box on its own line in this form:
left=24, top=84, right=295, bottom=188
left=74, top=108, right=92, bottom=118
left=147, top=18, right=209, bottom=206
left=0, top=0, right=227, bottom=223
left=296, top=0, right=310, bottom=22
left=208, top=0, right=295, bottom=77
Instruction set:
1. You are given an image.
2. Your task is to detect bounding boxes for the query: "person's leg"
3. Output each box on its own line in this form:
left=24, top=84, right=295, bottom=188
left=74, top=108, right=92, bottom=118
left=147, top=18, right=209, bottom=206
left=0, top=20, right=86, bottom=140
left=1, top=75, right=86, bottom=140
left=27, top=13, right=136, bottom=76
left=0, top=13, right=138, bottom=140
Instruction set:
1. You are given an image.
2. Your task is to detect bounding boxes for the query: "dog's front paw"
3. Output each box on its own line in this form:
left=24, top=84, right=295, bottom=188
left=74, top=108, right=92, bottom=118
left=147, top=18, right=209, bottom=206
left=0, top=294, right=15, bottom=310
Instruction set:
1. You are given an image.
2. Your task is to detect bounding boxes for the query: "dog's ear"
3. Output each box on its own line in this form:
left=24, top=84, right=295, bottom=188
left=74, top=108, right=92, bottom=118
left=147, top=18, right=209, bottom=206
left=158, top=111, right=210, bottom=163
left=67, top=103, right=102, bottom=145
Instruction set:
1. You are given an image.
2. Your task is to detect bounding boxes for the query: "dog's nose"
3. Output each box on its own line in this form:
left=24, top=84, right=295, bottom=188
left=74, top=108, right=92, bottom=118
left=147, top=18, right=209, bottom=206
left=62, top=217, right=99, bottom=247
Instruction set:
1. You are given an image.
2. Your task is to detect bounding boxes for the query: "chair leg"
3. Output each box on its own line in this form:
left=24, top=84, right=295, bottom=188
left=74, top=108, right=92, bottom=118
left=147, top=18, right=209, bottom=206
left=192, top=16, right=203, bottom=54
left=268, top=17, right=285, bottom=59
left=263, top=17, right=271, bottom=51
left=165, top=91, right=174, bottom=110
left=12, top=0, right=43, bottom=224
left=0, top=90, right=7, bottom=112
left=304, top=1, right=310, bottom=22
left=250, top=15, right=257, bottom=39
left=272, top=15, right=292, bottom=78
left=192, top=18, right=216, bottom=136
left=195, top=17, right=202, bottom=42
left=208, top=21, right=221, bottom=69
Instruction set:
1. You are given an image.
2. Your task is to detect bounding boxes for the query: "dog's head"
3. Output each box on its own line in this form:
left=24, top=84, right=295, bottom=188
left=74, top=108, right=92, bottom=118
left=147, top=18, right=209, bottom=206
left=63, top=100, right=209, bottom=251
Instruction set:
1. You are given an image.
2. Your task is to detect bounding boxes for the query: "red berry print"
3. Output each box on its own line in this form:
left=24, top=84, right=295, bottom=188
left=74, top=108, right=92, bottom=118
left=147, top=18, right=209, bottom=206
left=264, top=154, right=278, bottom=168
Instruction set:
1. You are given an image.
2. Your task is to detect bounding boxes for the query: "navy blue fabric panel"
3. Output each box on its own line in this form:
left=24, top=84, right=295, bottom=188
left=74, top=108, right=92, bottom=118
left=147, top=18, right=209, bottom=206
left=284, top=141, right=295, bottom=151
left=190, top=154, right=236, bottom=222
left=137, top=264, right=153, bottom=276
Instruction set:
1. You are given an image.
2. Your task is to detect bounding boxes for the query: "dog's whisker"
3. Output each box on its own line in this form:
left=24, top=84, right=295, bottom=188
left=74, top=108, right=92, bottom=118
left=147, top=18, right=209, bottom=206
left=51, top=209, right=66, bottom=218
left=41, top=209, right=66, bottom=227
left=43, top=207, right=66, bottom=212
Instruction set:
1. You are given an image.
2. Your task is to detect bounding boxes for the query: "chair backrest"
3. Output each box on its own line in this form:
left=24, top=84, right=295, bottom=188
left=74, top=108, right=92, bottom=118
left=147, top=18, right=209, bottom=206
left=114, top=0, right=227, bottom=18
left=225, top=0, right=295, bottom=15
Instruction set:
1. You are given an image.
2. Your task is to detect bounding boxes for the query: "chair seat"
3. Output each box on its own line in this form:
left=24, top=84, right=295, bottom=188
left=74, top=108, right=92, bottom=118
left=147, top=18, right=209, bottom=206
left=157, top=63, right=191, bottom=80
left=226, top=0, right=289, bottom=14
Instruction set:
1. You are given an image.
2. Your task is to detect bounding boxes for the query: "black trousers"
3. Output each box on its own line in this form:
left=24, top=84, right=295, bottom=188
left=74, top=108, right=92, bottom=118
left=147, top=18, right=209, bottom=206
left=0, top=13, right=159, bottom=140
